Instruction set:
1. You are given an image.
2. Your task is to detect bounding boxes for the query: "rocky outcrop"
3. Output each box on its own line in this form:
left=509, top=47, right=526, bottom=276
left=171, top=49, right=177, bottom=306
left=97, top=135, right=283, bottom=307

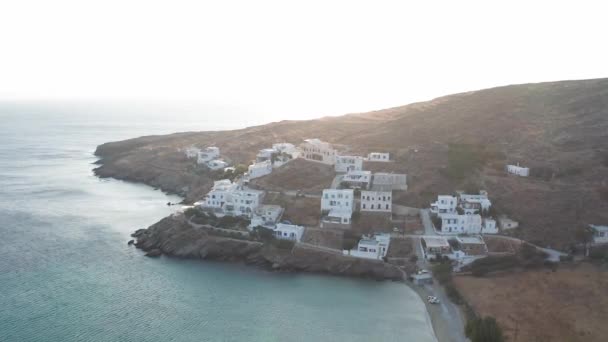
left=134, top=215, right=404, bottom=281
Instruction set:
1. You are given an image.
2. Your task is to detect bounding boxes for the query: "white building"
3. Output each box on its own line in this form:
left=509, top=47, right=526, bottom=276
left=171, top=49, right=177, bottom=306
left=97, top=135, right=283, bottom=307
left=341, top=170, right=372, bottom=189
left=335, top=155, right=364, bottom=172
left=372, top=172, right=407, bottom=191
left=200, top=180, right=264, bottom=218
left=197, top=147, right=221, bottom=164
left=185, top=146, right=201, bottom=159
left=498, top=216, right=519, bottom=230
left=430, top=195, right=457, bottom=214
left=590, top=224, right=608, bottom=244
left=299, top=139, right=337, bottom=165
left=249, top=205, right=284, bottom=229
left=272, top=143, right=300, bottom=159
left=458, top=190, right=492, bottom=214
left=207, top=159, right=229, bottom=170
left=321, top=189, right=354, bottom=224
left=368, top=152, right=390, bottom=162
left=256, top=148, right=277, bottom=163
left=506, top=164, right=530, bottom=177
left=360, top=190, right=392, bottom=212
left=274, top=223, right=305, bottom=242
left=481, top=218, right=498, bottom=234
left=437, top=213, right=482, bottom=234
left=345, top=233, right=391, bottom=260
left=247, top=160, right=273, bottom=179
left=421, top=236, right=452, bottom=260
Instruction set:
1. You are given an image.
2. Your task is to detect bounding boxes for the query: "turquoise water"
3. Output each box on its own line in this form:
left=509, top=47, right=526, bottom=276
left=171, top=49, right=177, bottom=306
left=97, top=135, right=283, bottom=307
left=0, top=104, right=436, bottom=342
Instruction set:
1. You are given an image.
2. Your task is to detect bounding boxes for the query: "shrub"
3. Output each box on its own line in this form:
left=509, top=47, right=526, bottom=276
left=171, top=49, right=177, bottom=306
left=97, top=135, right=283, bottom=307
left=445, top=284, right=463, bottom=304
left=432, top=262, right=453, bottom=285
left=470, top=255, right=519, bottom=276
left=409, top=255, right=419, bottom=263
left=465, top=316, right=504, bottom=342
left=342, top=231, right=361, bottom=250
left=251, top=226, right=275, bottom=242
left=271, top=239, right=295, bottom=250
left=430, top=214, right=442, bottom=230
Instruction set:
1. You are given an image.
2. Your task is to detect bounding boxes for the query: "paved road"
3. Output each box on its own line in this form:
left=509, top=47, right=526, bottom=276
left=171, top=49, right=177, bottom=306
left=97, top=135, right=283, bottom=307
left=420, top=209, right=437, bottom=235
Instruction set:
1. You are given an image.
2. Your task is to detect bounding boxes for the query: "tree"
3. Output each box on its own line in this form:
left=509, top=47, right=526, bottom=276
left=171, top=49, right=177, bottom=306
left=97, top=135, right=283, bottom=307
left=465, top=316, right=504, bottom=342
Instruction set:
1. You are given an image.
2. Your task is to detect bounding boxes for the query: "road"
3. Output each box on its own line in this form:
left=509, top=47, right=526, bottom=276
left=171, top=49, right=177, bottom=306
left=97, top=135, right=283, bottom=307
left=420, top=209, right=437, bottom=235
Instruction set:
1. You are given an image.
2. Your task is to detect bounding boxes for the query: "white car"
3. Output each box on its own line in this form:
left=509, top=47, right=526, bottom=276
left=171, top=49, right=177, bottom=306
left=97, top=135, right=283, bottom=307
left=427, top=296, right=440, bottom=304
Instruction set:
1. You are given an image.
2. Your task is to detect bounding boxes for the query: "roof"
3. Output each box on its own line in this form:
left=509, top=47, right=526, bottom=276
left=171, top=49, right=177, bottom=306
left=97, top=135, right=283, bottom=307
left=422, top=236, right=450, bottom=248
left=590, top=224, right=608, bottom=232
left=359, top=239, right=379, bottom=246
left=456, top=236, right=485, bottom=244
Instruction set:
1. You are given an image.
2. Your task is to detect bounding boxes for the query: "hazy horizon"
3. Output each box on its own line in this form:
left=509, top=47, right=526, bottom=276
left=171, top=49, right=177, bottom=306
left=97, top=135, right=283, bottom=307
left=2, top=0, right=608, bottom=121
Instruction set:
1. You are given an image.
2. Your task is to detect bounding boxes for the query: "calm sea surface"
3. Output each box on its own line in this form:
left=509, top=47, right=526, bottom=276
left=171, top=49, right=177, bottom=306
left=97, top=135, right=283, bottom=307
left=0, top=104, right=436, bottom=342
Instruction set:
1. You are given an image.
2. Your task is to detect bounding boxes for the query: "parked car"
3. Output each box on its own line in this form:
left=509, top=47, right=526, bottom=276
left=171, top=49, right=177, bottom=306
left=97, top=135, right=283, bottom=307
left=427, top=296, right=440, bottom=304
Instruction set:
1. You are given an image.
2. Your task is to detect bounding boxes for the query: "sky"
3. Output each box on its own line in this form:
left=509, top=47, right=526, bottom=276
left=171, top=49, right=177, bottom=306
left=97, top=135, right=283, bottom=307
left=1, top=0, right=607, bottom=121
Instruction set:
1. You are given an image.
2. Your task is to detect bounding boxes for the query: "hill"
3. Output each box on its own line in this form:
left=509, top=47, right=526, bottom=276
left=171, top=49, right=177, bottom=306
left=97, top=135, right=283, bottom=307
left=95, top=78, right=608, bottom=249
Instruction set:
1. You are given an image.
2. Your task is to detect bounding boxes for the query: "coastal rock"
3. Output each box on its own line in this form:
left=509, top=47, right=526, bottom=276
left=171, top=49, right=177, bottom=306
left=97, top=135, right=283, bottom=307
left=127, top=239, right=135, bottom=246
left=133, top=216, right=404, bottom=281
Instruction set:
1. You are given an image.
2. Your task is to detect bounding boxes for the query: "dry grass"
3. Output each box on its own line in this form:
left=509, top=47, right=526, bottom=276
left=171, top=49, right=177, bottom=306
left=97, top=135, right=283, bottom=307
left=453, top=263, right=608, bottom=342
left=484, top=236, right=522, bottom=254
left=251, top=159, right=334, bottom=193
left=263, top=192, right=320, bottom=226
left=301, top=227, right=343, bottom=250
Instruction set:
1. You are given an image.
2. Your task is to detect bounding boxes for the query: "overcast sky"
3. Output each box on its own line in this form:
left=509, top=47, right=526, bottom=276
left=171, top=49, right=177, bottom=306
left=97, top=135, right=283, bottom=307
left=1, top=0, right=607, bottom=120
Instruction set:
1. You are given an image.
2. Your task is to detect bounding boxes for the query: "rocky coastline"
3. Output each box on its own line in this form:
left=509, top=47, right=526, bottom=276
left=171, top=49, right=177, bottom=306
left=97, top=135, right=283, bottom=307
left=132, top=214, right=404, bottom=281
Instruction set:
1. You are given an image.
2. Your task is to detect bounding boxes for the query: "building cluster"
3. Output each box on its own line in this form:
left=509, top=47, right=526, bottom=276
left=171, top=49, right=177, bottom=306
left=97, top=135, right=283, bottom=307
left=184, top=146, right=231, bottom=171
left=430, top=191, right=497, bottom=235
left=246, top=143, right=300, bottom=180
left=195, top=179, right=305, bottom=242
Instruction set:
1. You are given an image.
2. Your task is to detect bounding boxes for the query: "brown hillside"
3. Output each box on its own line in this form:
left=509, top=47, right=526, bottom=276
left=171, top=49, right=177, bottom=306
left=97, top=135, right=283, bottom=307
left=95, top=78, right=608, bottom=249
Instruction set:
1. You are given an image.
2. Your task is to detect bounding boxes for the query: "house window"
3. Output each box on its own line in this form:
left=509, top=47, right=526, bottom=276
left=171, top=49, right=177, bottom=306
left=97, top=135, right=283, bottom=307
left=362, top=204, right=366, bottom=209
left=371, top=204, right=374, bottom=210
left=386, top=204, right=389, bottom=210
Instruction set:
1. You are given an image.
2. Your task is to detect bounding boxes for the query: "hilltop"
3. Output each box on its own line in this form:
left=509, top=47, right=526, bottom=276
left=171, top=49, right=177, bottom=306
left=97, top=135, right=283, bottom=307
left=95, top=78, right=608, bottom=249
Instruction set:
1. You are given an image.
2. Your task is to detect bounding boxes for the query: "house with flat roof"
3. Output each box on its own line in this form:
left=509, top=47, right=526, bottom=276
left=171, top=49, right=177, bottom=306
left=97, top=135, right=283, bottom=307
left=438, top=213, right=482, bottom=235
left=321, top=189, right=354, bottom=225
left=344, top=233, right=391, bottom=260
left=430, top=195, right=457, bottom=214
left=341, top=170, right=372, bottom=189
left=368, top=152, right=390, bottom=162
left=247, top=160, right=273, bottom=179
left=360, top=190, right=392, bottom=212
left=200, top=180, right=264, bottom=218
left=249, top=205, right=284, bottom=229
left=498, top=216, right=519, bottom=230
left=372, top=172, right=407, bottom=191
left=274, top=223, right=305, bottom=242
left=506, top=164, right=530, bottom=177
left=207, top=159, right=229, bottom=170
left=299, top=138, right=336, bottom=165
left=453, top=236, right=488, bottom=256
left=335, top=155, right=364, bottom=172
left=590, top=224, right=608, bottom=244
left=197, top=146, right=220, bottom=164
left=185, top=146, right=201, bottom=159
left=421, top=236, right=452, bottom=260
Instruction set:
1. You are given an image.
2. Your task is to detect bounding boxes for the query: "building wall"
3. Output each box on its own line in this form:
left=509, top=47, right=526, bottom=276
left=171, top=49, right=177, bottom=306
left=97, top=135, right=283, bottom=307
left=274, top=223, right=304, bottom=242
left=299, top=139, right=336, bottom=165
left=372, top=173, right=407, bottom=191
left=321, top=189, right=354, bottom=212
left=368, top=152, right=390, bottom=162
left=248, top=161, right=272, bottom=179
left=506, top=165, right=530, bottom=177
left=360, top=190, right=392, bottom=212
left=335, top=156, right=364, bottom=172
left=440, top=214, right=482, bottom=234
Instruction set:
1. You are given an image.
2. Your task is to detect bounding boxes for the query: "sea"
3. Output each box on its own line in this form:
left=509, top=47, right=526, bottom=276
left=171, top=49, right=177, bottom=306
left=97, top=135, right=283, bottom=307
left=0, top=102, right=436, bottom=342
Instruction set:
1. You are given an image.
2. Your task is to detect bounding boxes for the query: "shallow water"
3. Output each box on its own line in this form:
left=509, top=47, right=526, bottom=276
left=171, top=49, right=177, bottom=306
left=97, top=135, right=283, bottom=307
left=0, top=104, right=436, bottom=342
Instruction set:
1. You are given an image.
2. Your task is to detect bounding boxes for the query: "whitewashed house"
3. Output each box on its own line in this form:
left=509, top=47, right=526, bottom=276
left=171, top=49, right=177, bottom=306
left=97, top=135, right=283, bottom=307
left=247, top=160, right=273, bottom=179
left=341, top=170, right=372, bottom=189
left=481, top=218, right=498, bottom=234
left=197, top=147, right=221, bottom=164
left=249, top=205, right=284, bottom=229
left=420, top=236, right=452, bottom=260
left=437, top=213, right=482, bottom=234
left=372, top=172, right=407, bottom=191
left=207, top=159, right=229, bottom=170
left=368, top=152, right=390, bottom=162
left=430, top=195, right=457, bottom=214
left=272, top=143, right=300, bottom=159
left=321, top=189, right=354, bottom=225
left=458, top=191, right=492, bottom=214
left=185, top=146, right=201, bottom=159
left=200, top=180, right=264, bottom=218
left=335, top=155, right=364, bottom=172
left=345, top=233, right=391, bottom=260
left=498, top=216, right=519, bottom=230
left=506, top=164, right=530, bottom=177
left=299, top=139, right=337, bottom=165
left=274, top=223, right=305, bottom=242
left=590, top=224, right=608, bottom=244
left=360, top=190, right=392, bottom=212
left=256, top=148, right=277, bottom=163
left=453, top=236, right=488, bottom=256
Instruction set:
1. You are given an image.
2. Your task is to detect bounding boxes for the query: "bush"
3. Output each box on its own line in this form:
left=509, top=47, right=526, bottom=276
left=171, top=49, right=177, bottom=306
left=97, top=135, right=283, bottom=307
left=470, top=255, right=519, bottom=276
left=432, top=262, right=453, bottom=285
left=445, top=284, right=463, bottom=304
left=271, top=239, right=295, bottom=250
left=251, top=226, right=275, bottom=242
left=409, top=255, right=419, bottom=263
left=465, top=316, right=504, bottom=342
left=342, top=230, right=361, bottom=250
